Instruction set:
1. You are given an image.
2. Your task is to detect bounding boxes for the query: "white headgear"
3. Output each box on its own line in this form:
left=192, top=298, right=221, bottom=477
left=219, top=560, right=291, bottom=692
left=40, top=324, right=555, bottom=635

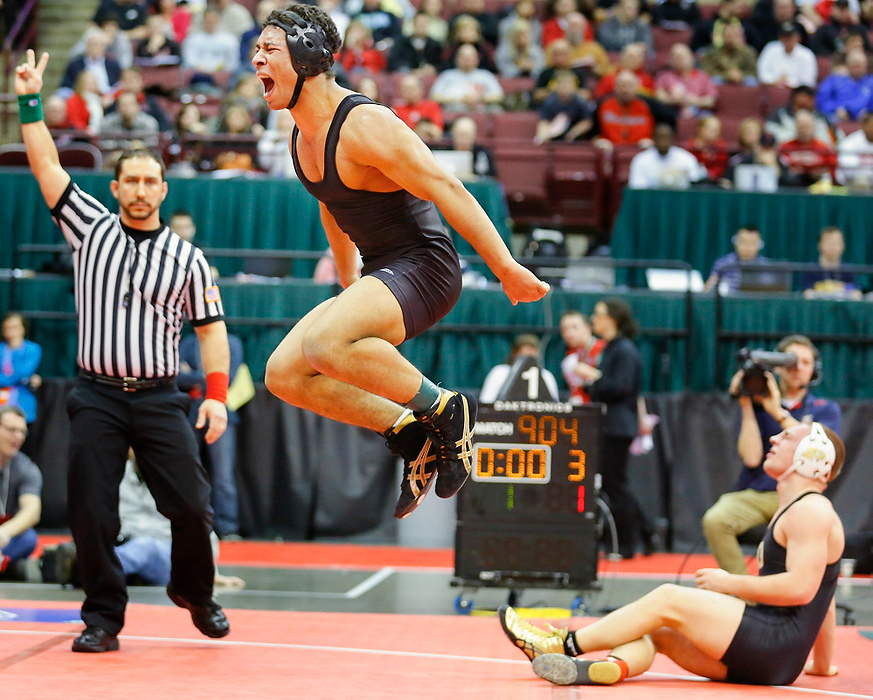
left=780, top=422, right=836, bottom=483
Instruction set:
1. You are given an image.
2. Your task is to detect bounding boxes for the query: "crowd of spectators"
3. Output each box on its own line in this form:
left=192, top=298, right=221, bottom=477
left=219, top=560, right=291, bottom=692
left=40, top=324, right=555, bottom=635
left=17, top=0, right=873, bottom=190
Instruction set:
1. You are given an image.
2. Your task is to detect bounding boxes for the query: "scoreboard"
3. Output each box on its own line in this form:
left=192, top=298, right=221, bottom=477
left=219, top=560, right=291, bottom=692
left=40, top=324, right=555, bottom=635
left=453, top=401, right=603, bottom=590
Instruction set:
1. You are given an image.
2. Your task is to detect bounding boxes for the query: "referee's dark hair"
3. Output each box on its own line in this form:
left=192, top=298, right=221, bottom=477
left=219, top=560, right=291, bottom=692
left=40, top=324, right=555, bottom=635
left=114, top=148, right=166, bottom=181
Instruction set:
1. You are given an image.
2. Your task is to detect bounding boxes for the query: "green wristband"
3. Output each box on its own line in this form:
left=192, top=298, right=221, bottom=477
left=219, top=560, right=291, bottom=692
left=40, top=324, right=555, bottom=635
left=18, top=93, right=43, bottom=124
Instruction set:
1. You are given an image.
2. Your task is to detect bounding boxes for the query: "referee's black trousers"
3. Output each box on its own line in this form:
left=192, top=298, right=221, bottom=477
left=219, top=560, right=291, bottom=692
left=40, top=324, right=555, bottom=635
left=67, top=380, right=215, bottom=635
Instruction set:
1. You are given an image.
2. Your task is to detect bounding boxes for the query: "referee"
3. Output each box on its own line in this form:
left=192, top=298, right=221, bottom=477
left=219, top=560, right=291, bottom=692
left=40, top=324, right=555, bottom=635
left=16, top=51, right=231, bottom=653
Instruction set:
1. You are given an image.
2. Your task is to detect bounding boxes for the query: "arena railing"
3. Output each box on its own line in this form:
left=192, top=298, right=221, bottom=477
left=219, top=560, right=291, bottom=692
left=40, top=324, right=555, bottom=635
left=10, top=243, right=696, bottom=385
left=711, top=259, right=873, bottom=387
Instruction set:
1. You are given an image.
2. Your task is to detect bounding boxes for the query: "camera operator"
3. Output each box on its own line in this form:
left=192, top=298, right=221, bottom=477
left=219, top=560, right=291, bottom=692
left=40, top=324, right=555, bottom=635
left=702, top=334, right=841, bottom=575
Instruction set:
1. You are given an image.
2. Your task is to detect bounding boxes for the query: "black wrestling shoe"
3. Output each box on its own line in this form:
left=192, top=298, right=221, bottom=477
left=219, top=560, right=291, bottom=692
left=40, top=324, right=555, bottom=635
left=166, top=584, right=230, bottom=638
left=532, top=654, right=624, bottom=686
left=384, top=415, right=437, bottom=519
left=72, top=625, right=119, bottom=653
left=414, top=390, right=477, bottom=499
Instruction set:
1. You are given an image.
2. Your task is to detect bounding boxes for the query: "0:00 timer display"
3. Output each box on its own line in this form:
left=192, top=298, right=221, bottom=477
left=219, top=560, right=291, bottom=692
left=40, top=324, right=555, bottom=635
left=471, top=443, right=552, bottom=484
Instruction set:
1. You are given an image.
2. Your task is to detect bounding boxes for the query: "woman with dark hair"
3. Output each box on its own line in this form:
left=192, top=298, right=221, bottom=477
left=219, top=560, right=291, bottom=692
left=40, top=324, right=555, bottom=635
left=572, top=298, right=654, bottom=558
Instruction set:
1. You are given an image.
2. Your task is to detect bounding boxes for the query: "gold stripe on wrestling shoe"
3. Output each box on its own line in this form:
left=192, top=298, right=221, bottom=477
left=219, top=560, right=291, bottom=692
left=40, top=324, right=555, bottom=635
left=532, top=654, right=623, bottom=686
left=407, top=438, right=436, bottom=498
left=498, top=605, right=568, bottom=661
left=394, top=437, right=437, bottom=519
left=454, top=393, right=474, bottom=476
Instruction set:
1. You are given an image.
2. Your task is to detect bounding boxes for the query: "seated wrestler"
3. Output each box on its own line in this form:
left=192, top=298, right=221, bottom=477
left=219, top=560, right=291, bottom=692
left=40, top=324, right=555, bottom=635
left=499, top=421, right=845, bottom=687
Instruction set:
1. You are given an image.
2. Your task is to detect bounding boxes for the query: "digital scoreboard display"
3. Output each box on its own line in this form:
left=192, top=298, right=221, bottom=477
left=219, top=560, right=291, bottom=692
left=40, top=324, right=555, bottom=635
left=454, top=402, right=603, bottom=590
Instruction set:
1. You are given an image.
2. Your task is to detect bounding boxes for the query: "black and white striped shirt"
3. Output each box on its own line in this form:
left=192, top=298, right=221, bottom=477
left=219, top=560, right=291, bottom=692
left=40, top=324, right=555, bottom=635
left=51, top=181, right=224, bottom=379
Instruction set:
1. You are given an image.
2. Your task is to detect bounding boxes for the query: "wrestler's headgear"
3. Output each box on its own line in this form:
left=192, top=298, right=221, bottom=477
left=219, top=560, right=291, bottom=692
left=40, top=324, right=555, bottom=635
left=780, top=422, right=835, bottom=483
left=265, top=11, right=333, bottom=109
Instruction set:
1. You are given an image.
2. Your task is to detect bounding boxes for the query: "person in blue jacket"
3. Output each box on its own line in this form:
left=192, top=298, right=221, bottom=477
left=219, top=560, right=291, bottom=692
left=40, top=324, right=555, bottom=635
left=0, top=312, right=42, bottom=424
left=178, top=332, right=244, bottom=539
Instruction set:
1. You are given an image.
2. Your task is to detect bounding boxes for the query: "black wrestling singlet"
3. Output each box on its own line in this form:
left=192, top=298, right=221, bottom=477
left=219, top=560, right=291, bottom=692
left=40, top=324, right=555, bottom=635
left=291, top=94, right=456, bottom=268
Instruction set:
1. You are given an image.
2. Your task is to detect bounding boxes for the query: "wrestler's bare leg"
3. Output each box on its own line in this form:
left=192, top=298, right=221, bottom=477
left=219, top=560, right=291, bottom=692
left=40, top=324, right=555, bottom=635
left=265, top=276, right=430, bottom=431
left=571, top=584, right=743, bottom=677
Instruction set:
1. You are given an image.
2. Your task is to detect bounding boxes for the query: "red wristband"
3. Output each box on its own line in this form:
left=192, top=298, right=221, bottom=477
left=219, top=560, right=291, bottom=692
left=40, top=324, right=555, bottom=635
left=205, top=372, right=229, bottom=403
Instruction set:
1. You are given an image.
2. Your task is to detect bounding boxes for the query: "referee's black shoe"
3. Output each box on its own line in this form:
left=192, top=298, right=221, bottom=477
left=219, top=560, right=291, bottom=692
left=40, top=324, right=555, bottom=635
left=72, top=625, right=119, bottom=653
left=167, top=584, right=230, bottom=638
left=384, top=414, right=437, bottom=519
left=415, top=390, right=478, bottom=499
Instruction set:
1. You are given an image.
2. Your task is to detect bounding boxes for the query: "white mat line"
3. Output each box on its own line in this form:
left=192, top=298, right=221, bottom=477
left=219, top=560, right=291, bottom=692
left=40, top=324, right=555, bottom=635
left=343, top=567, right=395, bottom=598
left=1, top=627, right=872, bottom=698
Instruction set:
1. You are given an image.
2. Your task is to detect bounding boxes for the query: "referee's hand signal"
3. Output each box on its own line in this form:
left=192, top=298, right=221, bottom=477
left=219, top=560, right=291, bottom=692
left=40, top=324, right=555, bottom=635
left=15, top=49, right=49, bottom=96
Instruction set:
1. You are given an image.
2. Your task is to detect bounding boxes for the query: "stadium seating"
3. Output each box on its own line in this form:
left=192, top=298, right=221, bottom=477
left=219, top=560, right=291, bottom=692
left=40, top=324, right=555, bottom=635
left=548, top=143, right=605, bottom=229
left=492, top=142, right=551, bottom=225
left=57, top=143, right=103, bottom=170
left=715, top=84, right=763, bottom=118
left=0, top=143, right=29, bottom=167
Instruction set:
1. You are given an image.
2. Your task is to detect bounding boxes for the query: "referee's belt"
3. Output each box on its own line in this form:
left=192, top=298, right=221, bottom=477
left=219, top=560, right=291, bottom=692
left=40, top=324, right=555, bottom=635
left=79, top=371, right=177, bottom=392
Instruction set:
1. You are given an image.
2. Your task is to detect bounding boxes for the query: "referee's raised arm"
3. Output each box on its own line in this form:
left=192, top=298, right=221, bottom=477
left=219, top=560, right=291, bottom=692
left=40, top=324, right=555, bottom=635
left=15, top=51, right=70, bottom=210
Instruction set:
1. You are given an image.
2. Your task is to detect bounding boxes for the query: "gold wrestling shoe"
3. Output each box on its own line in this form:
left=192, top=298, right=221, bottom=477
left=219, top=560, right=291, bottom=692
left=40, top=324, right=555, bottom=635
left=532, top=654, right=624, bottom=686
left=384, top=413, right=437, bottom=519
left=414, top=389, right=477, bottom=499
left=498, top=605, right=569, bottom=661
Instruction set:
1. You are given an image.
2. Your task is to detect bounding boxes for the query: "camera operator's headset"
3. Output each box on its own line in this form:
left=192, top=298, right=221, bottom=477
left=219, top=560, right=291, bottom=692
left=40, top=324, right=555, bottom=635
left=780, top=422, right=836, bottom=483
left=776, top=334, right=822, bottom=387
left=265, top=11, right=334, bottom=109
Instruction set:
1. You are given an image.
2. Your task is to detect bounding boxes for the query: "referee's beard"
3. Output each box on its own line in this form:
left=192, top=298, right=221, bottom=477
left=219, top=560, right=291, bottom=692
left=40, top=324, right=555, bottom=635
left=119, top=199, right=161, bottom=225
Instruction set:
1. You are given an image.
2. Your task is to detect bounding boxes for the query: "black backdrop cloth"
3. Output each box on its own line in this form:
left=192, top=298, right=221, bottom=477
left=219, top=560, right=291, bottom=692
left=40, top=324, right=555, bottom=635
left=24, top=381, right=873, bottom=545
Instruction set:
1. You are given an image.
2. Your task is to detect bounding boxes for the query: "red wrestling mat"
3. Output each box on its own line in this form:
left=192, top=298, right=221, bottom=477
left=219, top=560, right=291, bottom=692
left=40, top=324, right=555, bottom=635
left=33, top=537, right=726, bottom=573
left=1, top=602, right=871, bottom=700
left=41, top=537, right=870, bottom=580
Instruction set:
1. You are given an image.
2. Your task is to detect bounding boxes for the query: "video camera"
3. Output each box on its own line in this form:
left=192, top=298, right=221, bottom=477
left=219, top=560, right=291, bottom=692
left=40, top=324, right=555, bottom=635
left=735, top=348, right=797, bottom=396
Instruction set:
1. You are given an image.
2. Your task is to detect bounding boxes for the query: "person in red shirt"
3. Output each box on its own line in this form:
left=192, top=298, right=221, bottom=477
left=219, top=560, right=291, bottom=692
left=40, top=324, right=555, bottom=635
left=336, top=19, right=387, bottom=75
left=683, top=115, right=730, bottom=180
left=392, top=73, right=444, bottom=142
left=654, top=43, right=718, bottom=118
left=65, top=70, right=105, bottom=133
left=542, top=0, right=595, bottom=48
left=778, top=109, right=837, bottom=185
left=595, top=70, right=654, bottom=146
left=559, top=310, right=605, bottom=405
left=594, top=42, right=655, bottom=99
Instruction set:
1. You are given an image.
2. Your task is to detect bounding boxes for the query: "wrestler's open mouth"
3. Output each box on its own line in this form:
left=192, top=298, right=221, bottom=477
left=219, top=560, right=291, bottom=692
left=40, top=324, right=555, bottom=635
left=261, top=77, right=275, bottom=97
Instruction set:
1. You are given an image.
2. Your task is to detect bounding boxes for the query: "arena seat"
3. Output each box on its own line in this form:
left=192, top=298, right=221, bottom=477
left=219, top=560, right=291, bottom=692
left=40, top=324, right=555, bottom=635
left=761, top=84, right=792, bottom=117
left=492, top=143, right=551, bottom=225
left=715, top=83, right=763, bottom=118
left=135, top=62, right=182, bottom=92
left=606, top=145, right=644, bottom=229
left=677, top=115, right=699, bottom=141
left=57, top=143, right=103, bottom=170
left=816, top=55, right=832, bottom=81
left=497, top=76, right=536, bottom=107
left=179, top=133, right=262, bottom=172
left=547, top=143, right=605, bottom=229
left=492, top=110, right=538, bottom=142
left=0, top=143, right=29, bottom=167
left=181, top=69, right=233, bottom=91
left=652, top=26, right=693, bottom=54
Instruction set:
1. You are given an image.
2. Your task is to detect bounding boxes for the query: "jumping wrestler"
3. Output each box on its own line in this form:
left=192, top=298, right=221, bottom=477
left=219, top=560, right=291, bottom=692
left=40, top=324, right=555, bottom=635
left=254, top=5, right=550, bottom=518
left=499, top=421, right=845, bottom=687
